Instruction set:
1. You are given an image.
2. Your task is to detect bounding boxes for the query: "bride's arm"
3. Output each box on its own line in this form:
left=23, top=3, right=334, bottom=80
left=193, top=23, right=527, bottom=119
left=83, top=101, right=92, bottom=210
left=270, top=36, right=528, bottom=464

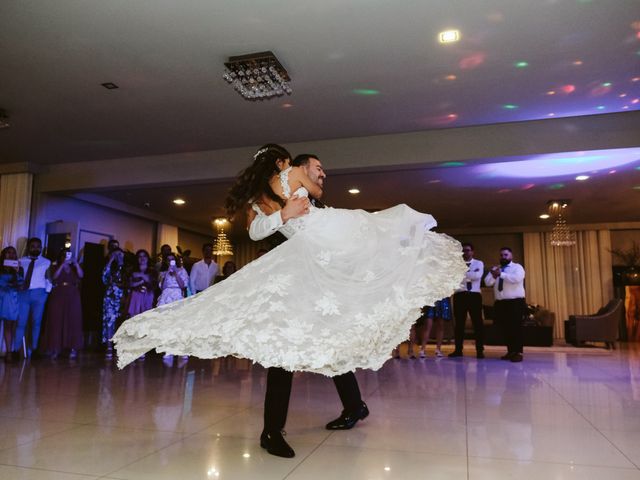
left=289, top=167, right=323, bottom=199
left=248, top=197, right=310, bottom=241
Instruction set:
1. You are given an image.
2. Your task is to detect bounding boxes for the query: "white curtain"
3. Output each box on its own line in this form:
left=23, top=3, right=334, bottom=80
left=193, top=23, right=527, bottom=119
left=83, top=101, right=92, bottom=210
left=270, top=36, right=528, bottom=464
left=523, top=230, right=613, bottom=339
left=157, top=223, right=179, bottom=253
left=0, top=173, right=33, bottom=254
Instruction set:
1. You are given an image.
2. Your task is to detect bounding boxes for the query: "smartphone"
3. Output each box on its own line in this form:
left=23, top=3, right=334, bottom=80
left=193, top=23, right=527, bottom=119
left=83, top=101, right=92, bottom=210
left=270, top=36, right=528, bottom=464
left=65, top=251, right=72, bottom=261
left=169, top=259, right=176, bottom=267
left=3, top=259, right=19, bottom=268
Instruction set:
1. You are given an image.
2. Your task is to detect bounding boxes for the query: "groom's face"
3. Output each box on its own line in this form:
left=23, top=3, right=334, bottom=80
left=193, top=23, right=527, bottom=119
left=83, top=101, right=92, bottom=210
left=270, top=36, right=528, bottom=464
left=305, top=158, right=326, bottom=189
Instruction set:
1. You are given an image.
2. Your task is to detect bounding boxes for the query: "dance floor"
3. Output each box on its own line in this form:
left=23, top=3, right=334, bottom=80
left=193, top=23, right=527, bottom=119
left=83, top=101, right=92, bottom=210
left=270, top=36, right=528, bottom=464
left=1, top=344, right=640, bottom=480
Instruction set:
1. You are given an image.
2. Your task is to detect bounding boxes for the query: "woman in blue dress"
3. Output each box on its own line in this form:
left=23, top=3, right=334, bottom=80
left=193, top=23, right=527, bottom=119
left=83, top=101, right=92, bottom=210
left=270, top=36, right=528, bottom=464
left=0, top=246, right=23, bottom=362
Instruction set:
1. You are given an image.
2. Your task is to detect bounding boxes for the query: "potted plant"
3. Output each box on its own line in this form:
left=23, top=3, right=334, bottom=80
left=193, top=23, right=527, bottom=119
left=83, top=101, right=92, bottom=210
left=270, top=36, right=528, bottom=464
left=610, top=241, right=640, bottom=285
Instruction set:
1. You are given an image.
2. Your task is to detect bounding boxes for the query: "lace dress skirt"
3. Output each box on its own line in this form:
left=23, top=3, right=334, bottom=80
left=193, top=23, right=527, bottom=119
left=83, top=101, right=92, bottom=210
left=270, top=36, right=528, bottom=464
left=113, top=204, right=466, bottom=376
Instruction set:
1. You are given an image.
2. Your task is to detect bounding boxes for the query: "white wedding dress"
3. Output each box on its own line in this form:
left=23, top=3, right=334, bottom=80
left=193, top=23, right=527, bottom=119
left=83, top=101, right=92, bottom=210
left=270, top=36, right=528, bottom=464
left=113, top=168, right=467, bottom=375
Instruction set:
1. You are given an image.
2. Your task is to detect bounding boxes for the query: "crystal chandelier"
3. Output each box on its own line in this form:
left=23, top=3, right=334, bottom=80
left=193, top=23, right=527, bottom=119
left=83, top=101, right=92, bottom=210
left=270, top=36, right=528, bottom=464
left=212, top=218, right=233, bottom=256
left=548, top=200, right=576, bottom=247
left=223, top=51, right=292, bottom=100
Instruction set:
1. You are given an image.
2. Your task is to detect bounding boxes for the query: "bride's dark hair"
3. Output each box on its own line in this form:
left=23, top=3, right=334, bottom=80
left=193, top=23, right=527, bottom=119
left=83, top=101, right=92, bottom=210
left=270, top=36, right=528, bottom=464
left=225, top=143, right=291, bottom=217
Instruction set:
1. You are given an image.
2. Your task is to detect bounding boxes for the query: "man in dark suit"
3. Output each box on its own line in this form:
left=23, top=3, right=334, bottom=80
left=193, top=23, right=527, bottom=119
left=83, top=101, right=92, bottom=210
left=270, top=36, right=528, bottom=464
left=249, top=153, right=369, bottom=458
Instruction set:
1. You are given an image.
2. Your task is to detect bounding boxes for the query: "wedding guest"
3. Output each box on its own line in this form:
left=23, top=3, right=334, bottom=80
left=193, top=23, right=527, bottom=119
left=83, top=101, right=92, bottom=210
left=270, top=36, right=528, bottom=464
left=14, top=237, right=51, bottom=358
left=422, top=297, right=451, bottom=358
left=158, top=253, right=189, bottom=364
left=127, top=249, right=156, bottom=317
left=189, top=243, right=218, bottom=294
left=484, top=247, right=526, bottom=362
left=214, top=260, right=237, bottom=283
left=158, top=253, right=189, bottom=306
left=102, top=247, right=126, bottom=359
left=155, top=244, right=172, bottom=271
left=42, top=248, right=84, bottom=359
left=0, top=246, right=23, bottom=362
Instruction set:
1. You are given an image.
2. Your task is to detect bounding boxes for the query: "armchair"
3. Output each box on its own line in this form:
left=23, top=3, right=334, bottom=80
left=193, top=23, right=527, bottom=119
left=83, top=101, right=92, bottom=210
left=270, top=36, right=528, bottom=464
left=565, top=299, right=623, bottom=349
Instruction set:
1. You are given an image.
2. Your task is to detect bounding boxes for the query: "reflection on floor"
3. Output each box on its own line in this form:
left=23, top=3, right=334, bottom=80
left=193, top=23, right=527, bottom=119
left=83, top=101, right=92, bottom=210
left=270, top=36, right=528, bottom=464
left=1, top=344, right=640, bottom=480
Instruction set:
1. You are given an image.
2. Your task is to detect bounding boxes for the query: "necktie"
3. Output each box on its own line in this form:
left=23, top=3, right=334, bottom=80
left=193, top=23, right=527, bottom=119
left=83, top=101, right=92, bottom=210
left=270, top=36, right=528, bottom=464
left=466, top=262, right=472, bottom=291
left=498, top=265, right=505, bottom=292
left=24, top=258, right=36, bottom=290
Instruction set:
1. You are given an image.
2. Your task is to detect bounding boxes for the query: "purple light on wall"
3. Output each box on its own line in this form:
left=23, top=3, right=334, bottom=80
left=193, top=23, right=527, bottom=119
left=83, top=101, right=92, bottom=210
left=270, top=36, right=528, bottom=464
left=474, top=147, right=640, bottom=179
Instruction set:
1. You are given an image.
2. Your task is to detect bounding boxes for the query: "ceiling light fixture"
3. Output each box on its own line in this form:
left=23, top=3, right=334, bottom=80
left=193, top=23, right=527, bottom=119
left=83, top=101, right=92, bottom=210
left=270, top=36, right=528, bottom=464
left=223, top=51, right=291, bottom=100
left=212, top=218, right=233, bottom=256
left=348, top=188, right=360, bottom=194
left=539, top=214, right=550, bottom=219
left=438, top=29, right=460, bottom=43
left=547, top=200, right=576, bottom=247
left=173, top=198, right=186, bottom=205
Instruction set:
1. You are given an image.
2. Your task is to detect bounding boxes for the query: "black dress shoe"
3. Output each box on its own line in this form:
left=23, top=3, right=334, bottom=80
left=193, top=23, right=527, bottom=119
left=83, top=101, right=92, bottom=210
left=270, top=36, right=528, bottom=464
left=260, top=430, right=295, bottom=458
left=325, top=402, right=369, bottom=430
left=510, top=353, right=523, bottom=363
left=476, top=351, right=485, bottom=359
left=448, top=350, right=463, bottom=358
left=500, top=353, right=513, bottom=360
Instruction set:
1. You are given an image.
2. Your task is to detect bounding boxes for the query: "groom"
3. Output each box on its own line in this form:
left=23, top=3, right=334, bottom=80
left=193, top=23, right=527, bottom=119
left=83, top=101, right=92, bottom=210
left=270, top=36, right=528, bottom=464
left=248, top=153, right=369, bottom=458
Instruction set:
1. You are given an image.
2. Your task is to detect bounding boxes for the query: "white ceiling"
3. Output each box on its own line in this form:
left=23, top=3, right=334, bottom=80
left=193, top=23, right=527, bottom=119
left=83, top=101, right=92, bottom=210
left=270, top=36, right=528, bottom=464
left=1, top=1, right=639, bottom=230
left=1, top=0, right=639, bottom=165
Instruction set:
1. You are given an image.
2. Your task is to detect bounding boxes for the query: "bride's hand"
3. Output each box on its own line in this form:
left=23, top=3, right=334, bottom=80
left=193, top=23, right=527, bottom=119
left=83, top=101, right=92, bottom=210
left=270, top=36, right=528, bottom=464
left=281, top=195, right=310, bottom=223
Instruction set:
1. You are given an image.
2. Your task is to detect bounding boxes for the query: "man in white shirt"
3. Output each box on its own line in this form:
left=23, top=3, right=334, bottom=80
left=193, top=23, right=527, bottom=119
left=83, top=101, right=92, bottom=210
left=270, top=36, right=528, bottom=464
left=449, top=243, right=485, bottom=359
left=484, top=247, right=526, bottom=362
left=13, top=237, right=52, bottom=357
left=189, top=243, right=219, bottom=294
left=249, top=153, right=368, bottom=459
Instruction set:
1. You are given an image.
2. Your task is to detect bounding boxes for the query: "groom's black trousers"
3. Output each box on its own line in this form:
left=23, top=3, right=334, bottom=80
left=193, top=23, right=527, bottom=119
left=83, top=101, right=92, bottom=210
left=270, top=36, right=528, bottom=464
left=263, top=367, right=363, bottom=433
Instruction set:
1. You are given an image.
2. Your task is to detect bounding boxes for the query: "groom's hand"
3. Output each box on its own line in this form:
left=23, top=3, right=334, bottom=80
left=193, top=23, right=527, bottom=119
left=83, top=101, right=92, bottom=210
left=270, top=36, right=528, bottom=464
left=281, top=195, right=310, bottom=223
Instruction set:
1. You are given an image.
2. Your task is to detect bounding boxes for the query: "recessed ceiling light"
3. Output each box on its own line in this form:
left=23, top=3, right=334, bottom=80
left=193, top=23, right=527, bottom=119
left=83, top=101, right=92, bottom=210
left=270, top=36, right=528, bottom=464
left=503, top=104, right=518, bottom=110
left=242, top=453, right=250, bottom=458
left=572, top=60, right=583, bottom=66
left=173, top=198, right=186, bottom=205
left=348, top=188, right=360, bottom=194
left=546, top=91, right=556, bottom=95
left=101, top=82, right=119, bottom=90
left=514, top=61, right=529, bottom=68
left=445, top=74, right=457, bottom=81
left=596, top=105, right=606, bottom=110
left=281, top=103, right=294, bottom=108
left=438, top=29, right=460, bottom=43
left=619, top=93, right=627, bottom=98
left=602, top=82, right=612, bottom=87
left=575, top=175, right=589, bottom=181
left=539, top=214, right=550, bottom=219
left=548, top=113, right=555, bottom=117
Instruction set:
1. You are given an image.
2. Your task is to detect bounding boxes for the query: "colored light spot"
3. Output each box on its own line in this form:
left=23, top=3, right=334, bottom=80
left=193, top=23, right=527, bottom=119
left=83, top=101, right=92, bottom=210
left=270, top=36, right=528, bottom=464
left=609, top=170, right=616, bottom=174
left=514, top=61, right=529, bottom=68
left=503, top=104, right=518, bottom=110
left=636, top=166, right=640, bottom=170
left=173, top=198, right=186, bottom=205
left=623, top=106, right=630, bottom=109
left=620, top=93, right=627, bottom=98
left=447, top=113, right=458, bottom=119
left=548, top=183, right=565, bottom=190
left=572, top=60, right=583, bottom=66
left=522, top=183, right=535, bottom=190
left=596, top=105, right=606, bottom=110
left=539, top=214, right=550, bottom=219
left=497, top=189, right=511, bottom=193
left=576, top=175, right=589, bottom=181
left=441, top=161, right=466, bottom=167
left=546, top=91, right=556, bottom=95
left=602, top=82, right=612, bottom=87
left=439, top=29, right=460, bottom=43
left=348, top=188, right=360, bottom=194
left=632, top=98, right=640, bottom=104
left=352, top=89, right=380, bottom=96
left=560, top=84, right=576, bottom=94
left=632, top=77, right=640, bottom=82
left=459, top=52, right=486, bottom=70
left=281, top=103, right=293, bottom=108
left=548, top=113, right=556, bottom=117
left=428, top=179, right=442, bottom=184
left=445, top=74, right=457, bottom=81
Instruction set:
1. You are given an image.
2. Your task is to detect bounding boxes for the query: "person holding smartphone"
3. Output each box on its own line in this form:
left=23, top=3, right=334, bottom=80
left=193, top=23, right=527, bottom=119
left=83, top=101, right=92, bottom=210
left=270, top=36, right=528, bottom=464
left=42, top=248, right=84, bottom=359
left=102, top=247, right=126, bottom=359
left=157, top=253, right=189, bottom=306
left=0, top=246, right=23, bottom=362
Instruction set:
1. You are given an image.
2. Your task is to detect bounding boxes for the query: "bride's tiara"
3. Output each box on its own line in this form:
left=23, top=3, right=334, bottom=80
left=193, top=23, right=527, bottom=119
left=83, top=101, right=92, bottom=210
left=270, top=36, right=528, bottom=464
left=253, top=147, right=269, bottom=159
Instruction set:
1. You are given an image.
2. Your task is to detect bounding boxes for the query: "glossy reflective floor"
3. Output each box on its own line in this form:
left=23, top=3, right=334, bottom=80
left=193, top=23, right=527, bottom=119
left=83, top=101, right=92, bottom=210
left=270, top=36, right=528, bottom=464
left=1, top=344, right=640, bottom=480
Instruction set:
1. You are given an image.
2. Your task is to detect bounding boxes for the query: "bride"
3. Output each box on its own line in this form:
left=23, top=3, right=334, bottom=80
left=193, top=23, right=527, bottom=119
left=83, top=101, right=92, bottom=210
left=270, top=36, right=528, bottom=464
left=113, top=144, right=467, bottom=375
